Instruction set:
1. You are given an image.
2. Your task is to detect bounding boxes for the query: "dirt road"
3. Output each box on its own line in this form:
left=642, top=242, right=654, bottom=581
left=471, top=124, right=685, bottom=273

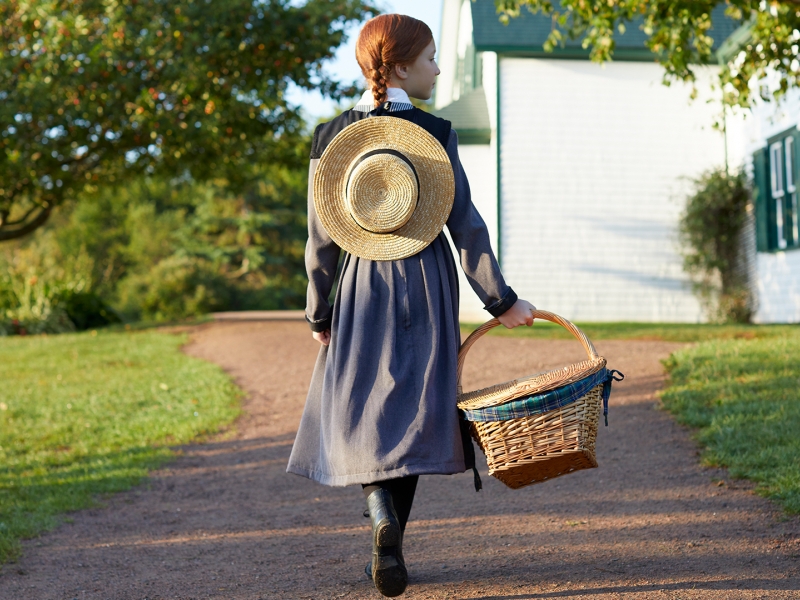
left=1, top=321, right=798, bottom=599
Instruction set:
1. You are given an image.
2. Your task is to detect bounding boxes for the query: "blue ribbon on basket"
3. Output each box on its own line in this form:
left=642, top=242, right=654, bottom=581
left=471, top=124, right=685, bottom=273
left=459, top=368, right=625, bottom=426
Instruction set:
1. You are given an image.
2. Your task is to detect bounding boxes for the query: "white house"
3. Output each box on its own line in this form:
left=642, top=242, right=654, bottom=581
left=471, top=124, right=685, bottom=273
left=742, top=84, right=800, bottom=323
left=434, top=0, right=750, bottom=322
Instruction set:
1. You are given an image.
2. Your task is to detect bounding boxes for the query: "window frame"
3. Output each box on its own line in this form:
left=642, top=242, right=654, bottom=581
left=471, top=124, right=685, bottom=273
left=771, top=141, right=788, bottom=249
left=756, top=127, right=800, bottom=252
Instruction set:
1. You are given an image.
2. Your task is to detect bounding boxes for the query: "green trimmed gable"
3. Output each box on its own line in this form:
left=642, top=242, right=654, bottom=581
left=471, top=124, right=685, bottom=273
left=434, top=87, right=491, bottom=145
left=471, top=0, right=742, bottom=61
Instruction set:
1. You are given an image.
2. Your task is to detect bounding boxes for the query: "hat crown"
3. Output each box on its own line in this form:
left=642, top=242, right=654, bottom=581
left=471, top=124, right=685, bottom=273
left=345, top=151, right=419, bottom=234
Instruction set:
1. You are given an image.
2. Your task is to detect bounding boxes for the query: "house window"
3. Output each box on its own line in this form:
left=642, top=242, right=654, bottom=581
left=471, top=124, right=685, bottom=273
left=770, top=141, right=787, bottom=249
left=757, top=129, right=800, bottom=251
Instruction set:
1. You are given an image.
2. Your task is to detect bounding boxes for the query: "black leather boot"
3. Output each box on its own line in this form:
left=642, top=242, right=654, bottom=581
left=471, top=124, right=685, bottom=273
left=365, top=488, right=407, bottom=597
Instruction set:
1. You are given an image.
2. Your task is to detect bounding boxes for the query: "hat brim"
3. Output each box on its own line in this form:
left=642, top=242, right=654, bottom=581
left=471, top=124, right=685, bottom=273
left=314, top=117, right=455, bottom=261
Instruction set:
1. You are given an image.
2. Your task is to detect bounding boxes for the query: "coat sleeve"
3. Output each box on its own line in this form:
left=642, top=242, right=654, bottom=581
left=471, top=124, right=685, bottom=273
left=304, top=158, right=342, bottom=332
left=444, top=130, right=518, bottom=317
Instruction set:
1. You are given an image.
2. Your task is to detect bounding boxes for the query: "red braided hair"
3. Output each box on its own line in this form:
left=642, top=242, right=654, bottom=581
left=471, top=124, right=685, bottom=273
left=355, top=14, right=433, bottom=107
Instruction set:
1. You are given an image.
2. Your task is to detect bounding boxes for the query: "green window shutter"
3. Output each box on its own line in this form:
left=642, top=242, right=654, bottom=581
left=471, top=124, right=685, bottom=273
left=791, top=130, right=800, bottom=248
left=752, top=147, right=770, bottom=252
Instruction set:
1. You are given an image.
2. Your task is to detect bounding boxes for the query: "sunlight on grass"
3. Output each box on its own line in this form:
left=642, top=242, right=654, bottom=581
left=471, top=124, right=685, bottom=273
left=661, top=331, right=800, bottom=513
left=461, top=320, right=798, bottom=343
left=0, top=330, right=241, bottom=563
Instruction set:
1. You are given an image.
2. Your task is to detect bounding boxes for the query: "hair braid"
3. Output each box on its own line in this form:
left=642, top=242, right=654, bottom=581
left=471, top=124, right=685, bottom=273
left=370, top=64, right=390, bottom=107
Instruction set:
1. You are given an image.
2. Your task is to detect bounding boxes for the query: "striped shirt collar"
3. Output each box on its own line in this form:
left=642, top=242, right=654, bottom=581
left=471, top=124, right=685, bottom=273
left=352, top=87, right=414, bottom=112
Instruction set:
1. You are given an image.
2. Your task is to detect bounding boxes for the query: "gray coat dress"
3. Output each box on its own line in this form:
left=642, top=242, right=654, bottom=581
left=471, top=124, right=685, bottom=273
left=286, top=105, right=517, bottom=487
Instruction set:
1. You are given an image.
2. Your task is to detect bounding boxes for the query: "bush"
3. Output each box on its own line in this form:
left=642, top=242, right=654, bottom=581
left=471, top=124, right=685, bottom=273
left=0, top=274, right=120, bottom=335
left=0, top=275, right=73, bottom=336
left=61, top=291, right=121, bottom=330
left=679, top=168, right=753, bottom=323
left=117, top=255, right=233, bottom=322
left=0, top=237, right=94, bottom=335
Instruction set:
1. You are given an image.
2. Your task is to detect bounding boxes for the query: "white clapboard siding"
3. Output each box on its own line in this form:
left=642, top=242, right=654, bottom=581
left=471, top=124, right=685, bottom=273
left=435, top=0, right=463, bottom=110
left=446, top=143, right=499, bottom=323
left=747, top=80, right=800, bottom=153
left=754, top=251, right=800, bottom=323
left=498, top=58, right=730, bottom=322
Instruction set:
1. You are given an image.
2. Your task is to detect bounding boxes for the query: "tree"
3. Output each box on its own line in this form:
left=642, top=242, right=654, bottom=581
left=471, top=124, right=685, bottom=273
left=0, top=0, right=373, bottom=240
left=493, top=1, right=800, bottom=109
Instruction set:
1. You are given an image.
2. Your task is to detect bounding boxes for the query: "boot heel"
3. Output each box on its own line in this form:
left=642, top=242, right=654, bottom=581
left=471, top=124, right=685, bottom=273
left=372, top=557, right=407, bottom=597
left=375, top=518, right=400, bottom=547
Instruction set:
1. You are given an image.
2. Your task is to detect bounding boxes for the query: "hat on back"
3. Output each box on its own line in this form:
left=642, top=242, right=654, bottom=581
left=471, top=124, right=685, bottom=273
left=313, top=117, right=455, bottom=261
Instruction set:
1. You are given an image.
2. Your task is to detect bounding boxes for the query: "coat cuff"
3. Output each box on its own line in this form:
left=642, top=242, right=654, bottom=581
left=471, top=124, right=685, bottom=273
left=484, top=287, right=518, bottom=318
left=306, top=314, right=332, bottom=332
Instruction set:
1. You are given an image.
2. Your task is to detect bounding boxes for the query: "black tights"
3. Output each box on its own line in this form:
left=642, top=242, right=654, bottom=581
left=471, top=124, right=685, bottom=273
left=362, top=475, right=419, bottom=531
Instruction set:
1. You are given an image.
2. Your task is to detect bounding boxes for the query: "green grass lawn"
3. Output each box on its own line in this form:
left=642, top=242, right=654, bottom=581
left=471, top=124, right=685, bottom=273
left=660, top=331, right=800, bottom=513
left=0, top=329, right=241, bottom=564
left=462, top=320, right=798, bottom=343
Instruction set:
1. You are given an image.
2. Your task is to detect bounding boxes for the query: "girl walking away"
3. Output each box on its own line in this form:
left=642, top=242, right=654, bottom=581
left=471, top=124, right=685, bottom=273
left=287, top=13, right=535, bottom=597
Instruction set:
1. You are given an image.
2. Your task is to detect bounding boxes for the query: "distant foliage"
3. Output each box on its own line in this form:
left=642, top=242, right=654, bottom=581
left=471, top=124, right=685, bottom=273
left=0, top=163, right=308, bottom=329
left=116, top=255, right=233, bottom=323
left=679, top=168, right=752, bottom=323
left=0, top=0, right=373, bottom=240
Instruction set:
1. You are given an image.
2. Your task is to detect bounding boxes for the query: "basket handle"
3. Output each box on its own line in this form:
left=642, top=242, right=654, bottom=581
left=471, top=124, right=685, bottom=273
left=456, top=310, right=599, bottom=390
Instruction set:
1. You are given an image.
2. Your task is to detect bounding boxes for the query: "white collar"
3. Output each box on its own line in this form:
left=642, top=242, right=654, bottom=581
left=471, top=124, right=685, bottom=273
left=353, top=87, right=413, bottom=111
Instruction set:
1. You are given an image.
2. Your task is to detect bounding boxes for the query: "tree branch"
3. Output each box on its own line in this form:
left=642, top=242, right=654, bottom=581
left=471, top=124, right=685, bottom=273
left=0, top=204, right=53, bottom=241
left=2, top=203, right=44, bottom=227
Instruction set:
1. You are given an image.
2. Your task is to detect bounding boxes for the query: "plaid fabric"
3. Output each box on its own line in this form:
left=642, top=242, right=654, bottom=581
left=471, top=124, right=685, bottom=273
left=460, top=368, right=624, bottom=424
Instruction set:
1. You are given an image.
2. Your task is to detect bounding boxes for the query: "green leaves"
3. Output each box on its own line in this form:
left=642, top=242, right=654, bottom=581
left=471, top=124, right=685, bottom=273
left=722, top=3, right=800, bottom=108
left=494, top=1, right=800, bottom=110
left=0, top=0, right=374, bottom=240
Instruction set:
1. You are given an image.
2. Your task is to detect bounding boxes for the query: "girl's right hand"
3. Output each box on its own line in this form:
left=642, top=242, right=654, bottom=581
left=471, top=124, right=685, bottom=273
left=497, top=299, right=536, bottom=329
left=312, top=330, right=331, bottom=346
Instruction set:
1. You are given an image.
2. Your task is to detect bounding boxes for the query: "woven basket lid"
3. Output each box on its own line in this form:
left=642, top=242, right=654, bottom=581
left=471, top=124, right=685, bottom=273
left=313, top=117, right=455, bottom=261
left=456, top=310, right=607, bottom=411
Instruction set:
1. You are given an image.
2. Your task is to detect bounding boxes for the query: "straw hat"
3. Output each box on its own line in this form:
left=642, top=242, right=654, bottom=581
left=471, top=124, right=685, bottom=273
left=313, top=117, right=455, bottom=261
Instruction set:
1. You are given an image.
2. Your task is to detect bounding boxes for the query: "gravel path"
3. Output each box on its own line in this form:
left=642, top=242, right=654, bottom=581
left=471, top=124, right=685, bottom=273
left=1, top=321, right=798, bottom=599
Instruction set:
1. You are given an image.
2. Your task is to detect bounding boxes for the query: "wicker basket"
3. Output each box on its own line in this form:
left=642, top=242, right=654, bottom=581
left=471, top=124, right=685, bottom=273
left=457, top=310, right=612, bottom=490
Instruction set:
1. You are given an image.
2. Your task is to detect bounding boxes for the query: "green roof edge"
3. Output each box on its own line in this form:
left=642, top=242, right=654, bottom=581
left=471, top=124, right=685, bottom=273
left=715, top=18, right=754, bottom=64
left=455, top=129, right=491, bottom=145
left=478, top=46, right=658, bottom=62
